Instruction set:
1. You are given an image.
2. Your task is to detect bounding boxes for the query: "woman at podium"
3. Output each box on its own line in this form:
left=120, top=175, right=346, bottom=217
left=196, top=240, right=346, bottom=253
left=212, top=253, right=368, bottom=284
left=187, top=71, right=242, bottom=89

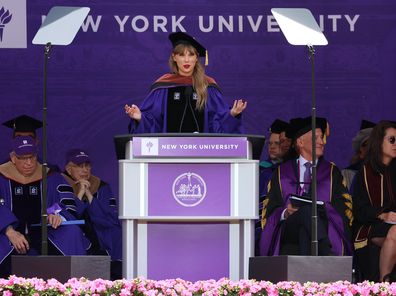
left=125, top=32, right=247, bottom=134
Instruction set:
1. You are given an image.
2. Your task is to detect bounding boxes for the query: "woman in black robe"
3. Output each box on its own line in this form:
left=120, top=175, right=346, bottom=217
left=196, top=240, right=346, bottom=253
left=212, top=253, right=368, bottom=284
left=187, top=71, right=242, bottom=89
left=353, top=120, right=396, bottom=282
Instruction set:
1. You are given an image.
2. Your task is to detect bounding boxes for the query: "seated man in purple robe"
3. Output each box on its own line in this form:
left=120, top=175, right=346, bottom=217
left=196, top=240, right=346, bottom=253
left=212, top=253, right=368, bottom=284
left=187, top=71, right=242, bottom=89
left=0, top=136, right=89, bottom=278
left=259, top=117, right=353, bottom=256
left=62, top=149, right=122, bottom=280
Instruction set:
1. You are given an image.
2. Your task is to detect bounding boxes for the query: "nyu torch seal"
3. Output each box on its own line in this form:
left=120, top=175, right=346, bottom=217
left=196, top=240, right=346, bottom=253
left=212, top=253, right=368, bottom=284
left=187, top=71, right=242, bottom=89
left=0, top=1, right=27, bottom=48
left=0, top=7, right=12, bottom=42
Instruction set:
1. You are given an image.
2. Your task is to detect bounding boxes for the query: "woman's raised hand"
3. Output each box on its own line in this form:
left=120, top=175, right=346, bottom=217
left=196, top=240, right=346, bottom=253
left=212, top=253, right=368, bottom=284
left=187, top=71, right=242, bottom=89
left=124, top=104, right=142, bottom=121
left=230, top=99, right=247, bottom=117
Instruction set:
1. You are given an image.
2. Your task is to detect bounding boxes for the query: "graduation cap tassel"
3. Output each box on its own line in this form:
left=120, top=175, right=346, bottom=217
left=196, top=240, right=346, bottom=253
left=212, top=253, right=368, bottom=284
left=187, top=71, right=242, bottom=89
left=205, top=50, right=208, bottom=66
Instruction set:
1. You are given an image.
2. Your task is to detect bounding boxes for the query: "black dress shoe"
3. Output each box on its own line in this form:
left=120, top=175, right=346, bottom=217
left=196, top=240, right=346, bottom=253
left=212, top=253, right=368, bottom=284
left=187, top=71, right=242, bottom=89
left=383, top=272, right=396, bottom=283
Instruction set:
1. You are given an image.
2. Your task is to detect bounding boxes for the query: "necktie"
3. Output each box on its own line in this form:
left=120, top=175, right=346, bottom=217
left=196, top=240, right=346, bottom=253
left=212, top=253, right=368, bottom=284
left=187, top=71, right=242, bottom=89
left=302, top=162, right=312, bottom=194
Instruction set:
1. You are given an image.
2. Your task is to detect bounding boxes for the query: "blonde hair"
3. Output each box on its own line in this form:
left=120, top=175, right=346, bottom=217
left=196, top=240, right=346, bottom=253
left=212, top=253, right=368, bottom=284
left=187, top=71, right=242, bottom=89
left=168, top=44, right=208, bottom=111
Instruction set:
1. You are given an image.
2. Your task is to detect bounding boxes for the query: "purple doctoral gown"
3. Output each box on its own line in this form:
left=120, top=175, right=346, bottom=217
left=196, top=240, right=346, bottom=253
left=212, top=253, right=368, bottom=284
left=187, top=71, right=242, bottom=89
left=0, top=170, right=89, bottom=264
left=128, top=73, right=244, bottom=134
left=64, top=173, right=122, bottom=261
left=259, top=158, right=353, bottom=256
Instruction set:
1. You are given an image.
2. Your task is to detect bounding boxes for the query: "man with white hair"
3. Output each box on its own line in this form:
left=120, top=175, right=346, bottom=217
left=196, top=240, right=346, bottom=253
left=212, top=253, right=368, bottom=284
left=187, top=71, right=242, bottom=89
left=0, top=136, right=88, bottom=278
left=259, top=117, right=353, bottom=256
left=62, top=148, right=122, bottom=280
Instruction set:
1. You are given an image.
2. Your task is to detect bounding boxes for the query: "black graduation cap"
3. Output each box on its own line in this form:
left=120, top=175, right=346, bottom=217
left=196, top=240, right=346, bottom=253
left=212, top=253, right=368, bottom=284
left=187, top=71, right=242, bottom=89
left=2, top=114, right=43, bottom=134
left=360, top=119, right=376, bottom=130
left=292, top=116, right=328, bottom=140
left=269, top=119, right=289, bottom=134
left=169, top=32, right=207, bottom=58
left=317, top=117, right=328, bottom=134
left=285, top=117, right=302, bottom=139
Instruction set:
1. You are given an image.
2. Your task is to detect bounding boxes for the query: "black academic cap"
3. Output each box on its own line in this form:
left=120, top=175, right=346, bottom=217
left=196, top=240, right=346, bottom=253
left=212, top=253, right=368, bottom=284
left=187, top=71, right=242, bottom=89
left=285, top=117, right=302, bottom=139
left=2, top=114, right=43, bottom=133
left=317, top=117, right=328, bottom=134
left=269, top=119, right=289, bottom=134
left=169, top=32, right=206, bottom=57
left=360, top=119, right=376, bottom=130
left=292, top=116, right=327, bottom=140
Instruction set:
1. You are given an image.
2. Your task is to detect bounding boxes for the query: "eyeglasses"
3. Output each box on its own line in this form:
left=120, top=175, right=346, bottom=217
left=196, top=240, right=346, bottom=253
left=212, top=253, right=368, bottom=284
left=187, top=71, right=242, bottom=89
left=387, top=136, right=396, bottom=144
left=15, top=154, right=37, bottom=162
left=71, top=163, right=91, bottom=169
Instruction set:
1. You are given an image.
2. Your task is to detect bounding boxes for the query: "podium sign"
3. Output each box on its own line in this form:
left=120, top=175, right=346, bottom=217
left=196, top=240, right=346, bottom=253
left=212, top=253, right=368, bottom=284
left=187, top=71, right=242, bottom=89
left=118, top=134, right=263, bottom=281
left=132, top=136, right=248, bottom=158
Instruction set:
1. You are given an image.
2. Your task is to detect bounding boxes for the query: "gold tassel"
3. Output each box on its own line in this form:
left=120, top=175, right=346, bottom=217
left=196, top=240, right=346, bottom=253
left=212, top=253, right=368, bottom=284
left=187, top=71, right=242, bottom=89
left=205, top=50, right=208, bottom=66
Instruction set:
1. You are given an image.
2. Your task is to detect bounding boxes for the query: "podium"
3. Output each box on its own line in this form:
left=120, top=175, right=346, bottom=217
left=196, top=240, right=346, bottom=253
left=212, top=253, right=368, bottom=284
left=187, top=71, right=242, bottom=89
left=116, top=133, right=264, bottom=281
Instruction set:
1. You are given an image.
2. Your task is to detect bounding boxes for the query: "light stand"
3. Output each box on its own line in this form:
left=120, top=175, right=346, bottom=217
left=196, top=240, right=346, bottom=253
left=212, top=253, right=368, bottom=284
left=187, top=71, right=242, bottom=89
left=271, top=8, right=328, bottom=256
left=40, top=42, right=52, bottom=254
left=11, top=6, right=113, bottom=282
left=32, top=6, right=90, bottom=255
left=242, top=9, right=353, bottom=283
left=308, top=44, right=318, bottom=255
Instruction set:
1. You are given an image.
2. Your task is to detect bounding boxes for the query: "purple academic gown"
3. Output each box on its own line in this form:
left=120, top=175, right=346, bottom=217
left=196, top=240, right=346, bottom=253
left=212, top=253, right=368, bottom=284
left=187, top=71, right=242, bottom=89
left=0, top=171, right=89, bottom=264
left=259, top=158, right=353, bottom=256
left=72, top=181, right=122, bottom=261
left=128, top=74, right=244, bottom=134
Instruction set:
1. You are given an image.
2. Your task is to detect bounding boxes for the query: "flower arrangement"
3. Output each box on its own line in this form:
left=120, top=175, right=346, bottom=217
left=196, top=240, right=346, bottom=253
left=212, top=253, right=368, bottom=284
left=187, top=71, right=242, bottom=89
left=1, top=276, right=396, bottom=296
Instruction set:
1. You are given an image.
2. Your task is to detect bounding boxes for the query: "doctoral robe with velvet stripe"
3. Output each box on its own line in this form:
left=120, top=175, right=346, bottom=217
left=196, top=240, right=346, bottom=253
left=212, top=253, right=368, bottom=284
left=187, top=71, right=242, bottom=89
left=259, top=158, right=353, bottom=256
left=128, top=73, right=244, bottom=134
left=0, top=168, right=89, bottom=264
left=62, top=173, right=122, bottom=261
left=353, top=161, right=396, bottom=249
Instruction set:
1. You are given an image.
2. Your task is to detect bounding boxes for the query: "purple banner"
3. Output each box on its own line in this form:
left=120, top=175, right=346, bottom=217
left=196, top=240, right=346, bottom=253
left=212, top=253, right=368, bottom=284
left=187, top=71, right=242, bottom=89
left=0, top=0, right=395, bottom=197
left=148, top=163, right=230, bottom=216
left=133, top=136, right=247, bottom=158
left=147, top=222, right=229, bottom=281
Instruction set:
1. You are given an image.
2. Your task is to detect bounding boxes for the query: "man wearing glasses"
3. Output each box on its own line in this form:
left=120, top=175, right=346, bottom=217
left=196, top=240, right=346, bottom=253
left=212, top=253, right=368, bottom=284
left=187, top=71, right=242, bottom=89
left=62, top=149, right=122, bottom=280
left=0, top=136, right=89, bottom=278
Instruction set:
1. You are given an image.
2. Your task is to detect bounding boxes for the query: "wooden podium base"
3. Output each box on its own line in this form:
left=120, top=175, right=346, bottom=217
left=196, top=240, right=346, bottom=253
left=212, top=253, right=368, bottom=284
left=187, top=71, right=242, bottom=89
left=249, top=256, right=352, bottom=283
left=12, top=256, right=110, bottom=282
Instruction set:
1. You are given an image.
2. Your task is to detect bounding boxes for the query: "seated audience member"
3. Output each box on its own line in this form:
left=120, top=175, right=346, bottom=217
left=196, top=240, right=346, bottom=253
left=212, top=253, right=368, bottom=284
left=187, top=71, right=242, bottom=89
left=353, top=121, right=396, bottom=282
left=342, top=120, right=376, bottom=190
left=281, top=117, right=328, bottom=163
left=259, top=119, right=290, bottom=197
left=62, top=149, right=122, bottom=280
left=255, top=119, right=289, bottom=255
left=259, top=116, right=352, bottom=256
left=0, top=137, right=88, bottom=278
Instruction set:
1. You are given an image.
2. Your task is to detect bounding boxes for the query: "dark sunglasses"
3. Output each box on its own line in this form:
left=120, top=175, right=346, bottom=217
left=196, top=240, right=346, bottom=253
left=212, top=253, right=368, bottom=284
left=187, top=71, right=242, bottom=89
left=387, top=136, right=396, bottom=144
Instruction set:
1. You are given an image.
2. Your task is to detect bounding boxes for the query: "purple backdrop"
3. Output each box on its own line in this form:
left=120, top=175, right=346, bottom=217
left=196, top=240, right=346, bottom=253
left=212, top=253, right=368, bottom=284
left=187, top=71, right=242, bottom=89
left=0, top=0, right=395, bottom=197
